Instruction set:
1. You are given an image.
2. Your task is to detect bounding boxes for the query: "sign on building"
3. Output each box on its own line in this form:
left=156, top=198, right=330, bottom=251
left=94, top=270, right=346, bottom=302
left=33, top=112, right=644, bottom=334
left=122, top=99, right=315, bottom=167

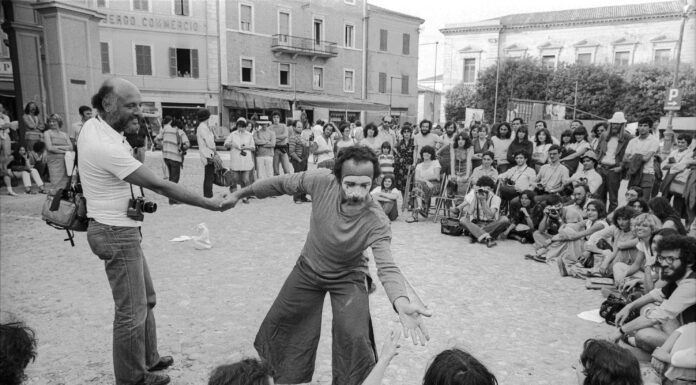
left=664, top=88, right=682, bottom=111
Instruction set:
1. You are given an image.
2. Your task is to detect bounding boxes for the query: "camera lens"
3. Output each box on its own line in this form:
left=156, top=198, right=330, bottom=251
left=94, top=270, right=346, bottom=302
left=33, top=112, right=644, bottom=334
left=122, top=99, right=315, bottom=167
left=142, top=201, right=157, bottom=213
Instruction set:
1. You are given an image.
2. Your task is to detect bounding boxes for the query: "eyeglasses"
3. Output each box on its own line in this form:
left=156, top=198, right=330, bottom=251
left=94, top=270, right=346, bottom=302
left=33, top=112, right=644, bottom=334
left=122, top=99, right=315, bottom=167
left=657, top=255, right=677, bottom=264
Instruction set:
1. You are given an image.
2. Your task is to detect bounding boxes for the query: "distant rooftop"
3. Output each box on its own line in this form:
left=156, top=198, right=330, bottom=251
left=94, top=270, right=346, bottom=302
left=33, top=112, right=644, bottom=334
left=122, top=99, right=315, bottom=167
left=368, top=4, right=425, bottom=24
left=441, top=1, right=686, bottom=33
left=418, top=74, right=443, bottom=83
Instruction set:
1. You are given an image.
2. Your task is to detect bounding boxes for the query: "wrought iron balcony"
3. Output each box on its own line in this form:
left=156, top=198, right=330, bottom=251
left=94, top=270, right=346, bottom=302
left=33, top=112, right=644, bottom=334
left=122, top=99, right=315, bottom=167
left=271, top=34, right=338, bottom=59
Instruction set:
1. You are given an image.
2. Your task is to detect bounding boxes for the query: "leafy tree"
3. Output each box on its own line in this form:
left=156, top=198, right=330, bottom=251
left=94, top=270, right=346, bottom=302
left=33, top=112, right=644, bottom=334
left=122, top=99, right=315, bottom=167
left=547, top=64, right=626, bottom=120
left=444, top=83, right=478, bottom=121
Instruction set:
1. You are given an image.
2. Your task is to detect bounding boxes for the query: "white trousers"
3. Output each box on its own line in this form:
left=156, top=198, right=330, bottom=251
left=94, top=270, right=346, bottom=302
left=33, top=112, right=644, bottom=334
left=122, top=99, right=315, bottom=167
left=10, top=168, right=44, bottom=188
left=256, top=156, right=274, bottom=180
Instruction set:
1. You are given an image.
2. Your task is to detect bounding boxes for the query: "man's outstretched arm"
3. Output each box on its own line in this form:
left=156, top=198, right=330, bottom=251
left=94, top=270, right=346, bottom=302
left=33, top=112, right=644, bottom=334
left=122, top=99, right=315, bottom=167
left=222, top=169, right=326, bottom=209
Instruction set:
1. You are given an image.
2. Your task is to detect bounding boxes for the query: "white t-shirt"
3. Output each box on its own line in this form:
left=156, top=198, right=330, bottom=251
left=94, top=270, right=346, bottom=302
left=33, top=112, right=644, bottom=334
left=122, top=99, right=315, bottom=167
left=414, top=133, right=441, bottom=153
left=463, top=189, right=501, bottom=221
left=77, top=117, right=143, bottom=227
left=625, top=135, right=660, bottom=174
left=315, top=134, right=334, bottom=163
left=570, top=168, right=603, bottom=194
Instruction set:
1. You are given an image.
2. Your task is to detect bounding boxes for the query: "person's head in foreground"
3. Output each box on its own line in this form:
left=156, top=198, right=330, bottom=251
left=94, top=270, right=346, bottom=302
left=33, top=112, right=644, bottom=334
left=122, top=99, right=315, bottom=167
left=577, top=339, right=641, bottom=385
left=333, top=145, right=380, bottom=207
left=0, top=321, right=38, bottom=385
left=423, top=348, right=497, bottom=385
left=655, top=234, right=696, bottom=282
left=208, top=358, right=274, bottom=385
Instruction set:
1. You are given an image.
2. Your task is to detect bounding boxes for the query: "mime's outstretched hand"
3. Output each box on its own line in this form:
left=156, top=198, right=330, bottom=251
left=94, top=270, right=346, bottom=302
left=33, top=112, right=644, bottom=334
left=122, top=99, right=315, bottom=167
left=394, top=297, right=432, bottom=346
left=220, top=191, right=241, bottom=211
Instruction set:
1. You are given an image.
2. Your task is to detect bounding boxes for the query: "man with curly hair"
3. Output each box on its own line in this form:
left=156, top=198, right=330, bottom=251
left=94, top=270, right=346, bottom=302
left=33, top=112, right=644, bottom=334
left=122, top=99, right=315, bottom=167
left=0, top=321, right=38, bottom=385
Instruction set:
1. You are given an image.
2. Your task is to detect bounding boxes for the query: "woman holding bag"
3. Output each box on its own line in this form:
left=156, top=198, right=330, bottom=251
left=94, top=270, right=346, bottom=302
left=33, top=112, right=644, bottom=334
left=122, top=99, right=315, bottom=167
left=43, top=113, right=72, bottom=190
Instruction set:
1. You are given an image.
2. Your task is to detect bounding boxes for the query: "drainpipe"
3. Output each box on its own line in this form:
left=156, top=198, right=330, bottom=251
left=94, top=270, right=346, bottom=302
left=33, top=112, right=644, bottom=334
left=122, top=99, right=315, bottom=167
left=361, top=0, right=368, bottom=124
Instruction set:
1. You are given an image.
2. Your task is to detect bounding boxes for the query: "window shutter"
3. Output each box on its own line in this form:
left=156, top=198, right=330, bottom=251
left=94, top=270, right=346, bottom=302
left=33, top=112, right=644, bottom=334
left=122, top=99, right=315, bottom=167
left=191, top=49, right=199, bottom=78
left=378, top=72, right=386, bottom=93
left=401, top=75, right=409, bottom=94
left=175, top=0, right=182, bottom=15
left=183, top=0, right=189, bottom=16
left=169, top=48, right=177, bottom=77
left=402, top=34, right=410, bottom=55
left=380, top=29, right=387, bottom=51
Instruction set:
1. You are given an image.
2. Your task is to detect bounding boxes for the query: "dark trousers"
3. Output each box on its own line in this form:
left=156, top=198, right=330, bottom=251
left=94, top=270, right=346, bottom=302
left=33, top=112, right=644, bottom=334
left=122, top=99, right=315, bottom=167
left=460, top=217, right=511, bottom=241
left=254, top=257, right=376, bottom=385
left=164, top=158, right=181, bottom=204
left=597, top=166, right=621, bottom=213
left=203, top=163, right=215, bottom=198
left=291, top=158, right=308, bottom=201
left=87, top=222, right=160, bottom=385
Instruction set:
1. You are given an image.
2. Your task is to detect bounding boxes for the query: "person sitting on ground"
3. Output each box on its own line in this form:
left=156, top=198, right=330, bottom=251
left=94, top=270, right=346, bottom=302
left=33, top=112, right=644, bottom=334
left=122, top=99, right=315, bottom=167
left=566, top=150, right=603, bottom=196
left=6, top=146, right=46, bottom=194
left=607, top=186, right=643, bottom=224
left=630, top=198, right=650, bottom=215
left=361, top=330, right=498, bottom=385
left=591, top=206, right=639, bottom=279
left=610, top=235, right=696, bottom=357
left=502, top=189, right=539, bottom=244
left=408, top=145, right=440, bottom=221
left=553, top=200, right=609, bottom=276
left=28, top=141, right=49, bottom=182
left=648, top=197, right=687, bottom=235
left=208, top=358, right=274, bottom=385
left=576, top=339, right=641, bottom=385
left=469, top=150, right=498, bottom=187
left=371, top=174, right=402, bottom=221
left=0, top=321, right=38, bottom=385
left=610, top=213, right=663, bottom=293
left=454, top=175, right=510, bottom=248
left=650, top=322, right=696, bottom=383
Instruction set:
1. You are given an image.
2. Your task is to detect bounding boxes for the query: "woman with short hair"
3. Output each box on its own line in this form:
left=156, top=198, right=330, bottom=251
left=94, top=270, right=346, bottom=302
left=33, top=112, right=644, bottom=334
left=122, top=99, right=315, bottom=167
left=407, top=145, right=440, bottom=222
left=43, top=113, right=73, bottom=190
left=22, top=102, right=44, bottom=150
left=490, top=122, right=513, bottom=172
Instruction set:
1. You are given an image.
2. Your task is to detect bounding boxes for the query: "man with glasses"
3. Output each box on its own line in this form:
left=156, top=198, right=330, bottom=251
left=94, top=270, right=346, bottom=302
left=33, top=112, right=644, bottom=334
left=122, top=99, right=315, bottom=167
left=610, top=235, right=696, bottom=356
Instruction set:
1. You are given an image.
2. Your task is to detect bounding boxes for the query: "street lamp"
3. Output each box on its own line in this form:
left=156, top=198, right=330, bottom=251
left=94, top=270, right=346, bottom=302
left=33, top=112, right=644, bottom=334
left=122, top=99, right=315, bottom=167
left=420, top=41, right=439, bottom=122
left=662, top=3, right=694, bottom=155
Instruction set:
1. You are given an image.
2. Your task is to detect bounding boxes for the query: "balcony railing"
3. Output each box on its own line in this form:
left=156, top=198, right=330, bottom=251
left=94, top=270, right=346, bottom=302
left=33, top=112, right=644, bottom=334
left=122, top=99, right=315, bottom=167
left=271, top=34, right=338, bottom=58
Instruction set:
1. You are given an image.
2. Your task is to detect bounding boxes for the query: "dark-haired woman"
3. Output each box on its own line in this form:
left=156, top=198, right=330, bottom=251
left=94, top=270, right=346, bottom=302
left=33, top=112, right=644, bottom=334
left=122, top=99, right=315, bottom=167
left=22, top=102, right=44, bottom=150
left=648, top=197, right=687, bottom=235
left=503, top=189, right=538, bottom=243
left=371, top=174, right=402, bottom=221
left=590, top=122, right=608, bottom=152
left=408, top=145, right=440, bottom=221
left=469, top=124, right=491, bottom=169
left=490, top=122, right=512, bottom=172
left=451, top=133, right=473, bottom=195
left=394, top=125, right=414, bottom=193
left=532, top=128, right=554, bottom=170
left=507, top=125, right=533, bottom=167
left=359, top=123, right=380, bottom=154
left=576, top=339, right=641, bottom=385
left=560, top=125, right=591, bottom=172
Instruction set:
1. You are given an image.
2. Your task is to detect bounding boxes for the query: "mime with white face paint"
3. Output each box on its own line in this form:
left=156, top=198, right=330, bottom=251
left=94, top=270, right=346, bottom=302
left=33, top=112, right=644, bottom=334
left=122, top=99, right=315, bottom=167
left=221, top=145, right=431, bottom=385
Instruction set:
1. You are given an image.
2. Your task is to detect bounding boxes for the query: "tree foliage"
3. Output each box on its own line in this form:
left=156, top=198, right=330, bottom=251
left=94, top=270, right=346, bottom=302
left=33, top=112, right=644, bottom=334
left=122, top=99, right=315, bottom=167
left=448, top=58, right=696, bottom=123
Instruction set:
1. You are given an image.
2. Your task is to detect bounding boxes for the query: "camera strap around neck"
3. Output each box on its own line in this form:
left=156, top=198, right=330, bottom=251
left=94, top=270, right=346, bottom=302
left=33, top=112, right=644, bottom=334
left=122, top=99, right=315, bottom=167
left=129, top=184, right=145, bottom=199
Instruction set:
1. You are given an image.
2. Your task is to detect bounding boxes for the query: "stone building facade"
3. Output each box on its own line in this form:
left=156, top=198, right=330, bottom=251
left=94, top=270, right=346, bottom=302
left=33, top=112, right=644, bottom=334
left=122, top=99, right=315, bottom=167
left=440, top=1, right=696, bottom=93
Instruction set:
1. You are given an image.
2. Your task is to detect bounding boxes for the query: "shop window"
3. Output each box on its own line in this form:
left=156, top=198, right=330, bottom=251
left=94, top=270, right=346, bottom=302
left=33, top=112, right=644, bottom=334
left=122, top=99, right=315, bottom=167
left=344, top=69, right=354, bottom=92
left=576, top=53, right=592, bottom=65
left=378, top=72, right=386, bottom=93
left=654, top=49, right=672, bottom=65
left=135, top=45, right=152, bottom=75
left=169, top=48, right=199, bottom=78
left=241, top=58, right=254, bottom=83
left=132, top=0, right=148, bottom=11
left=313, top=66, right=324, bottom=89
left=279, top=63, right=290, bottom=86
left=345, top=24, right=355, bottom=48
left=380, top=29, right=388, bottom=51
left=463, top=58, right=476, bottom=83
left=174, top=0, right=189, bottom=16
left=402, top=33, right=410, bottom=55
left=401, top=75, right=409, bottom=94
left=240, top=4, right=252, bottom=32
left=100, top=42, right=110, bottom=74
left=614, top=51, right=630, bottom=66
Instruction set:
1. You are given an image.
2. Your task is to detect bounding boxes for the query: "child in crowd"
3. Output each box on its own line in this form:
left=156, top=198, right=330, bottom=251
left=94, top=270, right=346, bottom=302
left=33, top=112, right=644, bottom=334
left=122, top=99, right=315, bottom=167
left=378, top=141, right=395, bottom=179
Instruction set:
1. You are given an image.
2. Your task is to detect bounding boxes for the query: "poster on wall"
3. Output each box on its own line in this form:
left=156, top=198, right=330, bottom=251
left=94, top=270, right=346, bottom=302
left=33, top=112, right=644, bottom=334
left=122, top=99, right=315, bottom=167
left=465, top=108, right=485, bottom=128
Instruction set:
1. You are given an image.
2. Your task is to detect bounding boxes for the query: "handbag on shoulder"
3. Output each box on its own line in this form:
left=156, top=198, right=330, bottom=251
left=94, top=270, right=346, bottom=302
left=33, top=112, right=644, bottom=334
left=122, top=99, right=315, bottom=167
left=211, top=151, right=234, bottom=187
left=41, top=162, right=88, bottom=247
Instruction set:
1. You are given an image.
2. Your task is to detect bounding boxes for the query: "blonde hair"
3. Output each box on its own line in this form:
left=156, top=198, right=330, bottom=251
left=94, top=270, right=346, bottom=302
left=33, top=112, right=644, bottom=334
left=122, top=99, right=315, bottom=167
left=630, top=213, right=662, bottom=236
left=47, top=113, right=63, bottom=128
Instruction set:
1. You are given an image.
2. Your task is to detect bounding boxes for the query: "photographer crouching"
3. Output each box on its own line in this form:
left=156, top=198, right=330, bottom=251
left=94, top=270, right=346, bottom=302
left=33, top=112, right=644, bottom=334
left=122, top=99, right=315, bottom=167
left=78, top=78, right=226, bottom=385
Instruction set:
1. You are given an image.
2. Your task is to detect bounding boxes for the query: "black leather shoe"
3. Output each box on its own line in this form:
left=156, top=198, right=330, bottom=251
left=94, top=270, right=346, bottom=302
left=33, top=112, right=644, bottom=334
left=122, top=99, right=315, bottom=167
left=148, top=356, right=174, bottom=371
left=138, top=373, right=170, bottom=385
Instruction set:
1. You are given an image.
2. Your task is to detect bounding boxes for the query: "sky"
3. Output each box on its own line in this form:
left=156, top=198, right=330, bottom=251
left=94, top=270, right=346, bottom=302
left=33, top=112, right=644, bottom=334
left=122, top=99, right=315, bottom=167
left=368, top=0, right=665, bottom=79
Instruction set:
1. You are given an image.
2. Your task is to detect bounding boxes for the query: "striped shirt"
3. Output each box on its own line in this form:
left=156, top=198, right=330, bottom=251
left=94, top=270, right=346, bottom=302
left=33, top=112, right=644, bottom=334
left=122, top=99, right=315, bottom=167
left=157, top=124, right=189, bottom=163
left=378, top=154, right=394, bottom=175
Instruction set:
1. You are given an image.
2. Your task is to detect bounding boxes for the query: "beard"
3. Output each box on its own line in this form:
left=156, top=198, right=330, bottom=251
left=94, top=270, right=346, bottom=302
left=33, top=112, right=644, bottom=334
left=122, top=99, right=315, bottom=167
left=106, top=111, right=135, bottom=132
left=421, top=129, right=430, bottom=136
left=662, top=262, right=687, bottom=282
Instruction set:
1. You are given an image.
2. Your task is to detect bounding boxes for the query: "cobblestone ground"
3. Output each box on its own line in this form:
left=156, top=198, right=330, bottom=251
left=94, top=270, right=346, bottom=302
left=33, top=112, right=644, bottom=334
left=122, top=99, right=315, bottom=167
left=0, top=150, right=616, bottom=385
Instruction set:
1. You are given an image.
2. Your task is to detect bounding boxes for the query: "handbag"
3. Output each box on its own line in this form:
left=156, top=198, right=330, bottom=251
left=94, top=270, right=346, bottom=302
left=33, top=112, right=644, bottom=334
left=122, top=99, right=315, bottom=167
left=211, top=151, right=234, bottom=187
left=598, top=293, right=638, bottom=326
left=440, top=217, right=463, bottom=236
left=41, top=159, right=88, bottom=246
left=499, top=180, right=518, bottom=201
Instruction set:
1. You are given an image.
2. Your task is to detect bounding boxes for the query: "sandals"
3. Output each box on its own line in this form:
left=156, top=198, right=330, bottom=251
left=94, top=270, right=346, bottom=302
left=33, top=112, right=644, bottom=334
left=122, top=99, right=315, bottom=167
left=405, top=215, right=419, bottom=223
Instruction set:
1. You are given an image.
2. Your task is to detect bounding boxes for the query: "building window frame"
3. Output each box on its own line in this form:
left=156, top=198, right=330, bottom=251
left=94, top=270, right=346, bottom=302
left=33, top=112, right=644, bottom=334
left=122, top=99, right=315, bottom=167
left=97, top=0, right=108, bottom=8
left=131, top=0, right=149, bottom=11
left=401, top=74, right=409, bottom=95
left=240, top=56, right=255, bottom=84
left=611, top=39, right=638, bottom=67
left=573, top=40, right=599, bottom=65
left=313, top=15, right=325, bottom=45
left=169, top=47, right=199, bottom=78
left=172, top=0, right=190, bottom=16
left=100, top=41, right=112, bottom=74
left=344, top=22, right=355, bottom=48
left=458, top=48, right=482, bottom=84
left=402, top=33, right=410, bottom=55
left=343, top=69, right=355, bottom=93
left=313, top=65, right=325, bottom=90
left=239, top=2, right=254, bottom=33
left=538, top=45, right=562, bottom=70
left=379, top=29, right=388, bottom=51
left=378, top=72, right=387, bottom=93
left=133, top=43, right=153, bottom=76
left=576, top=52, right=592, bottom=65
left=277, top=10, right=291, bottom=44
left=462, top=58, right=476, bottom=84
left=653, top=47, right=673, bottom=65
left=278, top=62, right=291, bottom=87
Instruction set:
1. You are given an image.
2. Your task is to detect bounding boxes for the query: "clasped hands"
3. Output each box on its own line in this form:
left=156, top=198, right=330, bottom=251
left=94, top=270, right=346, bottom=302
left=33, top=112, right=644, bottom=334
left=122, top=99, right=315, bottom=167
left=206, top=191, right=244, bottom=212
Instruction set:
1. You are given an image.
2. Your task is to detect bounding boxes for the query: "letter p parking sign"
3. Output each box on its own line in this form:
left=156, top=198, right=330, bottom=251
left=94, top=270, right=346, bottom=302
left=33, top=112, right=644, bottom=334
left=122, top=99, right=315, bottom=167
left=664, top=88, right=682, bottom=111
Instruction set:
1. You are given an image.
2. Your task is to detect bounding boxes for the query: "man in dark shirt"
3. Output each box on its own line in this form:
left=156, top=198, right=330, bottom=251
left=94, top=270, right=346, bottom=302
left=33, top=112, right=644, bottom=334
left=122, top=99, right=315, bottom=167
left=221, top=146, right=431, bottom=385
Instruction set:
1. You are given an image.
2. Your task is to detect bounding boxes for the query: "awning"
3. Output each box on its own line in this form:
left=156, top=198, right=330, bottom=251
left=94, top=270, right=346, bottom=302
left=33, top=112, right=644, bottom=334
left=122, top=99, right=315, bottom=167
left=223, top=86, right=389, bottom=112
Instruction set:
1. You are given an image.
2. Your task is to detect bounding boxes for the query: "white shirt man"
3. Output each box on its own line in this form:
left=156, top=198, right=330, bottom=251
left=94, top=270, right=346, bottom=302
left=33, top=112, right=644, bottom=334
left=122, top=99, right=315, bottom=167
left=568, top=151, right=603, bottom=195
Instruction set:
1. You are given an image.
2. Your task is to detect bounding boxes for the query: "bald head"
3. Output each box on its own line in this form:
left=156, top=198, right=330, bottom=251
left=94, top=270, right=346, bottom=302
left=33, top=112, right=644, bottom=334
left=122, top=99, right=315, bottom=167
left=92, top=77, right=142, bottom=132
